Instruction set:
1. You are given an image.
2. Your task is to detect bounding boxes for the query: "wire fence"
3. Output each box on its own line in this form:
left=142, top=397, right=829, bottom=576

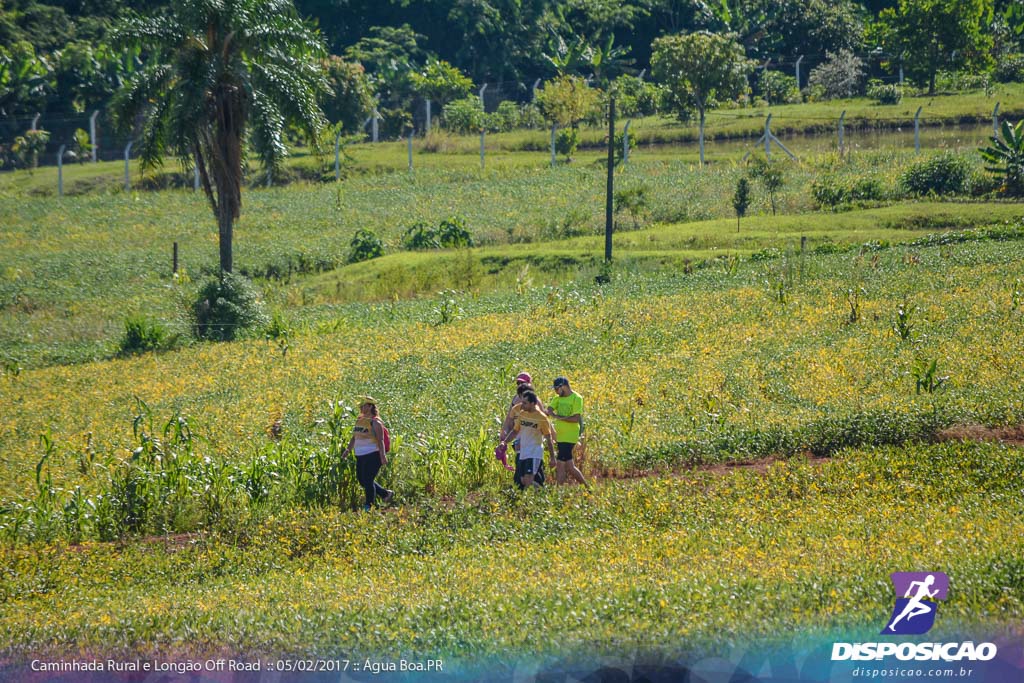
left=1, top=64, right=1012, bottom=195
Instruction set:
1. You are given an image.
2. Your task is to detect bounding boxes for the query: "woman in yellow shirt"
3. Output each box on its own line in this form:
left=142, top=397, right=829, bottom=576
left=342, top=398, right=394, bottom=511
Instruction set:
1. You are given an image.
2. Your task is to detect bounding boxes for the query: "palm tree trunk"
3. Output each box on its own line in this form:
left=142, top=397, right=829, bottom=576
left=218, top=197, right=233, bottom=273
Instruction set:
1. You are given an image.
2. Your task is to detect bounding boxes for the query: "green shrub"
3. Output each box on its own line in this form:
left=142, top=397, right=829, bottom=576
left=402, top=222, right=441, bottom=250
left=437, top=216, right=473, bottom=248
left=443, top=97, right=485, bottom=134
left=192, top=272, right=269, bottom=341
left=401, top=218, right=472, bottom=250
left=118, top=317, right=168, bottom=355
left=994, top=54, right=1024, bottom=83
left=492, top=100, right=520, bottom=132
left=348, top=229, right=385, bottom=263
left=867, top=80, right=902, bottom=104
left=555, top=128, right=580, bottom=160
left=900, top=153, right=971, bottom=196
left=612, top=75, right=663, bottom=116
left=518, top=103, right=546, bottom=129
left=615, top=185, right=650, bottom=230
left=935, top=70, right=991, bottom=93
left=759, top=71, right=802, bottom=104
left=811, top=174, right=888, bottom=208
left=964, top=169, right=1000, bottom=197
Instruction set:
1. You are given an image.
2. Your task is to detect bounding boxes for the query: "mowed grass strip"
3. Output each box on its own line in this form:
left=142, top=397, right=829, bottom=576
left=306, top=201, right=1024, bottom=302
left=0, top=441, right=1021, bottom=666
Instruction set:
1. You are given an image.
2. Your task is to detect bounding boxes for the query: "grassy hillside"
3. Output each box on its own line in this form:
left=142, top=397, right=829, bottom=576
left=0, top=141, right=1015, bottom=369
left=1, top=232, right=1022, bottom=524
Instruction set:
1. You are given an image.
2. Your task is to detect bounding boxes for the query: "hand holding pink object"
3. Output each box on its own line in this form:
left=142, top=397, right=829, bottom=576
left=495, top=441, right=514, bottom=471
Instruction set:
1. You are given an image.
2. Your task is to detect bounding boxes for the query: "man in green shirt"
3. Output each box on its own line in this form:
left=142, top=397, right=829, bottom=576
left=546, top=376, right=589, bottom=488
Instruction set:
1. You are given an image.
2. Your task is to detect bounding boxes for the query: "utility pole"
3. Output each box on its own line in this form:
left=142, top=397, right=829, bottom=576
left=605, top=95, right=615, bottom=263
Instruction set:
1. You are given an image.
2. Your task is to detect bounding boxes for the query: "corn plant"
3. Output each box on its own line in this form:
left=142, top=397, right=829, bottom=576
left=893, top=296, right=915, bottom=341
left=846, top=287, right=863, bottom=324
left=913, top=358, right=948, bottom=395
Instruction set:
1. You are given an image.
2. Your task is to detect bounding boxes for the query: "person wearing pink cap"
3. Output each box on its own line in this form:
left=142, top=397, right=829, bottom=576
left=497, top=372, right=547, bottom=488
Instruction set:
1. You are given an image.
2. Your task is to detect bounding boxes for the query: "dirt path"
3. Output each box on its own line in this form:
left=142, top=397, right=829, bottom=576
left=588, top=424, right=1024, bottom=481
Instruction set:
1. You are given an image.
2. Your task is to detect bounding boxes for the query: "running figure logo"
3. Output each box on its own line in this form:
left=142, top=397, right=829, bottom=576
left=883, top=572, right=949, bottom=635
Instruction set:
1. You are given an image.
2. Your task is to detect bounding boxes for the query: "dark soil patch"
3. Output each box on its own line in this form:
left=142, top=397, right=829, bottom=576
left=936, top=424, right=1024, bottom=447
left=588, top=451, right=828, bottom=481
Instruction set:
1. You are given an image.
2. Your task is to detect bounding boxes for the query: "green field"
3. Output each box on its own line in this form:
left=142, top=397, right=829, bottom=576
left=1, top=440, right=1022, bottom=668
left=1, top=109, right=1023, bottom=671
left=1, top=142, right=1017, bottom=369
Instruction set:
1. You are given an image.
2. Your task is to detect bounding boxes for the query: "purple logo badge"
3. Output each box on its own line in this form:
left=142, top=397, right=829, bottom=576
left=883, top=572, right=949, bottom=635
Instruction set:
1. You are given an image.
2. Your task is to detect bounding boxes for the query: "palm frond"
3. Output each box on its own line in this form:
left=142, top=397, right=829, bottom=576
left=108, top=62, right=174, bottom=133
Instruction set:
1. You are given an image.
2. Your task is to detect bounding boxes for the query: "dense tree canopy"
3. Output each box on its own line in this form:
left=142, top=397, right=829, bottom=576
left=1, top=0, right=1021, bottom=150
left=875, top=0, right=994, bottom=94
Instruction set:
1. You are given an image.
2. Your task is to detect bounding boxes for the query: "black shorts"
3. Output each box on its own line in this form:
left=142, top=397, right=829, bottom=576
left=513, top=457, right=545, bottom=488
left=517, top=457, right=541, bottom=475
left=556, top=442, right=576, bottom=462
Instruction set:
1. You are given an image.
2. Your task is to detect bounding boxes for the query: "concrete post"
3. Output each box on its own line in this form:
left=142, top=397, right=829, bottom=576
left=31, top=113, right=40, bottom=131
left=124, top=141, right=133, bottom=190
left=194, top=165, right=200, bottom=191
left=914, top=106, right=922, bottom=154
left=795, top=56, right=804, bottom=90
left=479, top=84, right=488, bottom=111
left=372, top=110, right=379, bottom=143
left=532, top=78, right=542, bottom=101
left=335, top=129, right=343, bottom=181
left=765, top=114, right=772, bottom=161
left=638, top=69, right=646, bottom=81
left=761, top=59, right=771, bottom=105
left=480, top=127, right=485, bottom=170
left=425, top=99, right=432, bottom=134
left=623, top=120, right=632, bottom=164
left=993, top=102, right=1001, bottom=137
left=839, top=110, right=846, bottom=155
left=551, top=124, right=557, bottom=168
left=57, top=145, right=66, bottom=196
left=89, top=110, right=100, bottom=163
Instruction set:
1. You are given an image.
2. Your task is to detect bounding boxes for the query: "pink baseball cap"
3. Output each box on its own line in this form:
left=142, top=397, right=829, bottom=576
left=515, top=372, right=532, bottom=384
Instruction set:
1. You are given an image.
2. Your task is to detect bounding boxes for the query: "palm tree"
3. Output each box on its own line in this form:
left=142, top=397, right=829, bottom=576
left=110, top=0, right=328, bottom=273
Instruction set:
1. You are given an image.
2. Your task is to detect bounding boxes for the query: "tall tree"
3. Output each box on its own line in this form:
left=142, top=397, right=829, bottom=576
left=876, top=0, right=994, bottom=95
left=110, top=0, right=328, bottom=273
left=652, top=31, right=751, bottom=167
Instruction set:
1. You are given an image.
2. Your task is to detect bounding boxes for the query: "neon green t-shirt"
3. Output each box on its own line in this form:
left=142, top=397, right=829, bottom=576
left=549, top=391, right=583, bottom=444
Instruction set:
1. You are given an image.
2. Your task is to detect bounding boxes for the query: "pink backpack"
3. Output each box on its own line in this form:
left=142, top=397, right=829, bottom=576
left=373, top=417, right=391, bottom=454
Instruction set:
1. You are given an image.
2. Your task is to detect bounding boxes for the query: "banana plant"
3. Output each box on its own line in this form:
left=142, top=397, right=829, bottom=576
left=586, top=34, right=635, bottom=88
left=980, top=119, right=1024, bottom=196
left=543, top=31, right=590, bottom=77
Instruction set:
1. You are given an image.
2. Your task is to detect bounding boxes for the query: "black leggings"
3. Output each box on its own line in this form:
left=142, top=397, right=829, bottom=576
left=356, top=453, right=389, bottom=507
